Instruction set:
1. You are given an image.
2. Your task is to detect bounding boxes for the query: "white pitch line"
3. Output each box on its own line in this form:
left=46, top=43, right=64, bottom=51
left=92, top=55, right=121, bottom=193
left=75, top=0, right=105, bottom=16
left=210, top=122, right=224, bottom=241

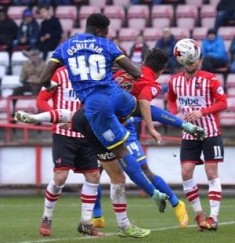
left=7, top=221, right=235, bottom=243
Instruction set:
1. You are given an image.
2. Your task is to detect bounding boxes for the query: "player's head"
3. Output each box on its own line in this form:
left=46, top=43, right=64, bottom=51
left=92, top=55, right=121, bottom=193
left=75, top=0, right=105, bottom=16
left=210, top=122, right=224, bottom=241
left=144, top=48, right=169, bottom=75
left=86, top=13, right=110, bottom=37
left=183, top=51, right=203, bottom=74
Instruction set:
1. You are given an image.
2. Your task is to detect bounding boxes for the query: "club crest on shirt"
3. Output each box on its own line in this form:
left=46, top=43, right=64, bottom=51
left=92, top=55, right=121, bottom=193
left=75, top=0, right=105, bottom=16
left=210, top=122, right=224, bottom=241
left=151, top=87, right=158, bottom=96
left=217, top=86, right=224, bottom=95
left=102, top=129, right=115, bottom=141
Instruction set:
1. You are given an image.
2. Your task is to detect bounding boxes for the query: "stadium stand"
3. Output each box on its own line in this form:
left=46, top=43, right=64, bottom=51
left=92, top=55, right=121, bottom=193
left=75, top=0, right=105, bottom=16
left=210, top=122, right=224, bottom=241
left=169, top=27, right=190, bottom=40
left=11, top=51, right=29, bottom=76
left=185, top=0, right=204, bottom=7
left=142, top=28, right=162, bottom=48
left=88, top=0, right=107, bottom=9
left=192, top=27, right=208, bottom=41
left=78, top=5, right=100, bottom=28
left=175, top=5, right=198, bottom=30
left=226, top=74, right=235, bottom=87
left=127, top=5, right=149, bottom=31
left=0, top=0, right=235, bottom=130
left=112, top=0, right=131, bottom=8
left=200, top=4, right=217, bottom=28
left=103, top=5, right=125, bottom=31
left=0, top=51, right=9, bottom=79
left=1, top=75, right=21, bottom=97
left=151, top=5, right=174, bottom=28
left=7, top=6, right=26, bottom=25
left=119, top=28, right=141, bottom=55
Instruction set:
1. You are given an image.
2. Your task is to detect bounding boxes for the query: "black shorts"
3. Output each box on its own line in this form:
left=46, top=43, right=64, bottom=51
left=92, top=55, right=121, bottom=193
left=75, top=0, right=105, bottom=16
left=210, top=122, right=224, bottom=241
left=52, top=133, right=99, bottom=173
left=72, top=109, right=116, bottom=162
left=180, top=135, right=224, bottom=164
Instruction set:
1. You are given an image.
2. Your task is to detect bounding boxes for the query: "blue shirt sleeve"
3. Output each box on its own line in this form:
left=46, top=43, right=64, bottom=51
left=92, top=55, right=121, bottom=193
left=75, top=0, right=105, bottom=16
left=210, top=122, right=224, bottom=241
left=50, top=44, right=63, bottom=63
left=108, top=40, right=124, bottom=62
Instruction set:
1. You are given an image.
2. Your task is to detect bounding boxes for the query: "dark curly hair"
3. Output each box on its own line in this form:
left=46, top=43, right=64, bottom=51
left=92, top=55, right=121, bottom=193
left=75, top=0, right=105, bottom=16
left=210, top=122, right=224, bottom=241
left=144, top=48, right=169, bottom=72
left=86, top=13, right=110, bottom=30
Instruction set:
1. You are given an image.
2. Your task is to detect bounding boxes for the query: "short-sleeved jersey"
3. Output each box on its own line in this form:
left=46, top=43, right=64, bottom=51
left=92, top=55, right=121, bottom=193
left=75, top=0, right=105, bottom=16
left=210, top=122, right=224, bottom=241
left=51, top=33, right=124, bottom=102
left=168, top=70, right=227, bottom=139
left=114, top=66, right=161, bottom=101
left=37, top=66, right=82, bottom=138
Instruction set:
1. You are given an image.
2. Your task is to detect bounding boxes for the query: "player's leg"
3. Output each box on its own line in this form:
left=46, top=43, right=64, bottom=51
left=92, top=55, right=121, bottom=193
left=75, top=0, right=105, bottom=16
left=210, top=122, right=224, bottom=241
left=141, top=162, right=188, bottom=228
left=92, top=184, right=105, bottom=228
left=101, top=160, right=150, bottom=238
left=125, top=124, right=188, bottom=227
left=180, top=139, right=206, bottom=231
left=40, top=134, right=71, bottom=236
left=83, top=91, right=168, bottom=212
left=74, top=138, right=104, bottom=236
left=149, top=105, right=205, bottom=140
left=199, top=136, right=224, bottom=231
left=92, top=166, right=105, bottom=228
left=14, top=109, right=73, bottom=124
left=40, top=170, right=69, bottom=236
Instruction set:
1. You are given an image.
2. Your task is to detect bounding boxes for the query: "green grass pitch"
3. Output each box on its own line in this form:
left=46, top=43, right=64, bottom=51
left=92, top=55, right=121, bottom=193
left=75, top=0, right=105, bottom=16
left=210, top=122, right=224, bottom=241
left=0, top=194, right=234, bottom=243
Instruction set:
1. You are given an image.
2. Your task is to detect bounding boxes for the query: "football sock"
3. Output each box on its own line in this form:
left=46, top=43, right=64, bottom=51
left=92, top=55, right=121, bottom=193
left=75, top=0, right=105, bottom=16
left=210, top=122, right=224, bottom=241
left=208, top=177, right=222, bottom=221
left=183, top=178, right=202, bottom=213
left=43, top=180, right=64, bottom=219
left=152, top=175, right=179, bottom=207
left=110, top=183, right=130, bottom=229
left=93, top=185, right=103, bottom=218
left=119, top=154, right=155, bottom=196
left=80, top=181, right=98, bottom=223
left=150, top=105, right=183, bottom=128
left=29, top=109, right=72, bottom=123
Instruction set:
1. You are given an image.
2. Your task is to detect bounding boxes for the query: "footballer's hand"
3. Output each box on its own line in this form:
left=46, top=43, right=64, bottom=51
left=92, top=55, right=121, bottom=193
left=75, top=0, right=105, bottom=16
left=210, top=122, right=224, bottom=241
left=58, top=122, right=72, bottom=130
left=149, top=128, right=162, bottom=144
left=45, top=81, right=59, bottom=92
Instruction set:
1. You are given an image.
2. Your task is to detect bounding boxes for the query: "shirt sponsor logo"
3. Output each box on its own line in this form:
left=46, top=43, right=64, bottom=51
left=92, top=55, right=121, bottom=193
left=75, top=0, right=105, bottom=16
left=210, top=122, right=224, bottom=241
left=178, top=96, right=206, bottom=107
left=68, top=89, right=79, bottom=99
left=178, top=97, right=200, bottom=106
left=97, top=152, right=116, bottom=161
left=102, top=129, right=115, bottom=142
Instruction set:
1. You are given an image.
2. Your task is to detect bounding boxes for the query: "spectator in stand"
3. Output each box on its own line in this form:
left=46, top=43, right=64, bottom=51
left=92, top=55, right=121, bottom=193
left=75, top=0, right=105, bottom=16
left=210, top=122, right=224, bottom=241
left=214, top=0, right=235, bottom=32
left=13, top=9, right=39, bottom=50
left=38, top=0, right=72, bottom=5
left=12, top=0, right=37, bottom=6
left=129, top=35, right=149, bottom=66
left=229, top=36, right=235, bottom=73
left=38, top=5, right=62, bottom=60
left=0, top=6, right=18, bottom=53
left=11, top=49, right=46, bottom=117
left=201, top=29, right=228, bottom=72
left=155, top=27, right=178, bottom=74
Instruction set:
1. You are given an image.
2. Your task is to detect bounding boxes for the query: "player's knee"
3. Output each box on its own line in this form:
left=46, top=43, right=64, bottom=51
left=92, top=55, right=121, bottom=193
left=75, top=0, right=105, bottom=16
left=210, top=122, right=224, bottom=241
left=84, top=171, right=100, bottom=184
left=54, top=170, right=69, bottom=186
left=181, top=169, right=193, bottom=181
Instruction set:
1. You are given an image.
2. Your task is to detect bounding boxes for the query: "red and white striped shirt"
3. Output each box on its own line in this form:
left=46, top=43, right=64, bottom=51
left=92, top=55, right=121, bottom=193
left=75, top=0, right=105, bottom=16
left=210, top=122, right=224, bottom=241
left=37, top=66, right=83, bottom=138
left=168, top=70, right=227, bottom=139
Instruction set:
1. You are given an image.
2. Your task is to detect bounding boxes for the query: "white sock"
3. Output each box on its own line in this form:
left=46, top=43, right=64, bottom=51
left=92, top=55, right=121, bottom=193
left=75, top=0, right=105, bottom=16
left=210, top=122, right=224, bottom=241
left=110, top=183, right=130, bottom=229
left=80, top=181, right=98, bottom=223
left=183, top=179, right=203, bottom=213
left=30, top=109, right=72, bottom=123
left=43, top=180, right=64, bottom=219
left=31, top=112, right=52, bottom=123
left=208, top=177, right=222, bottom=222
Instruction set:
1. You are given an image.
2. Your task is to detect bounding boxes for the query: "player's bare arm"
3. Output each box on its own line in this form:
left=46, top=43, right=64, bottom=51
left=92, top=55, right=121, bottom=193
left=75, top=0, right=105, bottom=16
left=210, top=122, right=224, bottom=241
left=40, top=60, right=61, bottom=90
left=138, top=99, right=162, bottom=143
